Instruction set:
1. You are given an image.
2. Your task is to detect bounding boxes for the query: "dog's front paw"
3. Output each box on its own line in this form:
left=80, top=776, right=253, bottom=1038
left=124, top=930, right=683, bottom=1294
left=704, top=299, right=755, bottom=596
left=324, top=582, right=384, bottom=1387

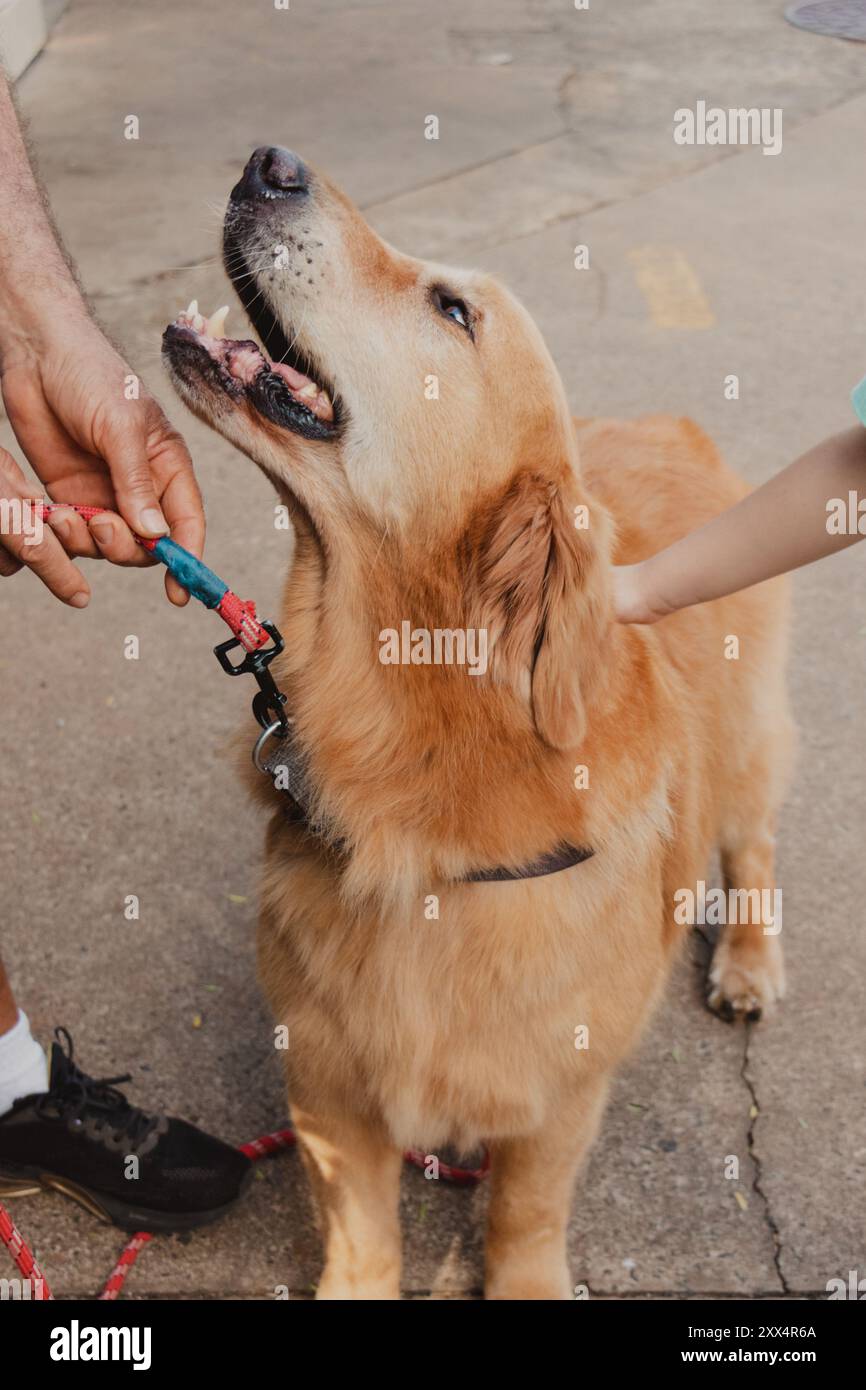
left=707, top=935, right=785, bottom=1023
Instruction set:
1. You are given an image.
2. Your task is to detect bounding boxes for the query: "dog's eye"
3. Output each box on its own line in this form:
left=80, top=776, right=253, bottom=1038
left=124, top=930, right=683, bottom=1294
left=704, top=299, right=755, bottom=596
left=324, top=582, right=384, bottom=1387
left=432, top=288, right=472, bottom=335
left=443, top=298, right=468, bottom=328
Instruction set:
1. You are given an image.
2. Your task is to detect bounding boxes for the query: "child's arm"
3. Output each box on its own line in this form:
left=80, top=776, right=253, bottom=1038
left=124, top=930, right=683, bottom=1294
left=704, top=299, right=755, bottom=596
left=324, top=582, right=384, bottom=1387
left=613, top=425, right=866, bottom=624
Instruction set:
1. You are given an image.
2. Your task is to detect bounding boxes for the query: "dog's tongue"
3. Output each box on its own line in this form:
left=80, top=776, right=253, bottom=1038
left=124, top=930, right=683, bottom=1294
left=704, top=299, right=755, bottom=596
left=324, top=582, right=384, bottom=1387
left=270, top=360, right=314, bottom=392
left=175, top=301, right=333, bottom=422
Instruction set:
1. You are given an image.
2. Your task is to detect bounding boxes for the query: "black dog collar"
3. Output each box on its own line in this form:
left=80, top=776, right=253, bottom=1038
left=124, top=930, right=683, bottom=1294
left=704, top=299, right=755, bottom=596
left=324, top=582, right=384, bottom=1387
left=256, top=723, right=594, bottom=883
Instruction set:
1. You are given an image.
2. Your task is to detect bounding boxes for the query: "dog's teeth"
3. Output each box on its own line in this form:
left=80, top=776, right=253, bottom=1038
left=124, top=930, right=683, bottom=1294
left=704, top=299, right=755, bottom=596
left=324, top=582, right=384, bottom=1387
left=208, top=305, right=230, bottom=338
left=192, top=312, right=206, bottom=333
left=297, top=382, right=319, bottom=399
left=185, top=299, right=198, bottom=318
left=317, top=391, right=333, bottom=421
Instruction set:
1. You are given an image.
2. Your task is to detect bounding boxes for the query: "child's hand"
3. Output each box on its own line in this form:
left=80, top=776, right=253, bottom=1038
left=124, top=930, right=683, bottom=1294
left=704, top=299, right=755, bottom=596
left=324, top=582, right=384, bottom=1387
left=612, top=562, right=674, bottom=625
left=613, top=426, right=866, bottom=625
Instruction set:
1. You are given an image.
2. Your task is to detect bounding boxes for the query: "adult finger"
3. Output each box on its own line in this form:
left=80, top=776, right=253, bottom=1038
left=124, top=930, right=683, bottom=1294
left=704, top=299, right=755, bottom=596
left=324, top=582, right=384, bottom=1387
left=98, top=407, right=169, bottom=540
left=0, top=506, right=90, bottom=606
left=0, top=452, right=89, bottom=604
left=46, top=505, right=101, bottom=560
left=87, top=511, right=156, bottom=567
left=153, top=445, right=206, bottom=606
left=46, top=506, right=153, bottom=568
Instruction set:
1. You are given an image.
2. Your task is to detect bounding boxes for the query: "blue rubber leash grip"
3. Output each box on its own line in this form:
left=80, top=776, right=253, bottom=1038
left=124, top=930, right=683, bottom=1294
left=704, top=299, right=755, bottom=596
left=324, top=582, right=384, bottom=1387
left=151, top=536, right=228, bottom=609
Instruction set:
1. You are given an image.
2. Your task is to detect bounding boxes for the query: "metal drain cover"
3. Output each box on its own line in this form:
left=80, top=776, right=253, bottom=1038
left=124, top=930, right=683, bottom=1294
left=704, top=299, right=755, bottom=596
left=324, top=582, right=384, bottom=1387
left=785, top=1, right=866, bottom=39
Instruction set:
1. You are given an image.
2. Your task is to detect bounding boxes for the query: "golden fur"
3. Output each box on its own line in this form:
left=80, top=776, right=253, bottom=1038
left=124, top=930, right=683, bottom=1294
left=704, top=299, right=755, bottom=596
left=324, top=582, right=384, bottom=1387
left=165, top=153, right=793, bottom=1299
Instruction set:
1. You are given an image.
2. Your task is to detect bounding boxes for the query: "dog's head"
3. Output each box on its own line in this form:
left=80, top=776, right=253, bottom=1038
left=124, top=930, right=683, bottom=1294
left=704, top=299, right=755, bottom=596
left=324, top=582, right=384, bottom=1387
left=163, top=146, right=611, bottom=757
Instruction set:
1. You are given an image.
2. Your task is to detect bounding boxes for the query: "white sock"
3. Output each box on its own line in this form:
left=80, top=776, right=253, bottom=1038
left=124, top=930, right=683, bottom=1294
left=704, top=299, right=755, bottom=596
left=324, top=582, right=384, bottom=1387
left=0, top=1011, right=49, bottom=1115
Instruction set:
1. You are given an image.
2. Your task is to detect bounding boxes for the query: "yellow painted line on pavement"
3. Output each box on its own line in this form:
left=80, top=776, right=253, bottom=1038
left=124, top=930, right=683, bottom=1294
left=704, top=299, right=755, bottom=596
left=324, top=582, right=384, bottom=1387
left=627, top=246, right=715, bottom=329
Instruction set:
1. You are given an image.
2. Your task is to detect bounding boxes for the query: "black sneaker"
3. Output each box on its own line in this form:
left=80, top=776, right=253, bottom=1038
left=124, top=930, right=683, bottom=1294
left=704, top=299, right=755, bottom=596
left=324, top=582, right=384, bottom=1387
left=0, top=1029, right=253, bottom=1233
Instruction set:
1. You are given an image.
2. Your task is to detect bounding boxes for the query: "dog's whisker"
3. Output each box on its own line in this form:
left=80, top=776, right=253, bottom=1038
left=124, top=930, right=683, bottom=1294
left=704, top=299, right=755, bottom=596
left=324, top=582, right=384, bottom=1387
left=275, top=302, right=311, bottom=367
left=159, top=259, right=224, bottom=274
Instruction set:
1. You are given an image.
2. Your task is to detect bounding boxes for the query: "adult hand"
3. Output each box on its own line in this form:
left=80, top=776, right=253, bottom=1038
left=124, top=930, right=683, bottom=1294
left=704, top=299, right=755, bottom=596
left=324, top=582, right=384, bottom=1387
left=0, top=306, right=204, bottom=606
left=0, top=444, right=91, bottom=604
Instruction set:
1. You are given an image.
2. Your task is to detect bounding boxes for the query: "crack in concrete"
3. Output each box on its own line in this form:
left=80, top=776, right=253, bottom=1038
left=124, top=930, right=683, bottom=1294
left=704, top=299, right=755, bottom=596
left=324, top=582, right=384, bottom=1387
left=358, top=129, right=570, bottom=215
left=741, top=1024, right=789, bottom=1295
left=691, top=925, right=790, bottom=1297
left=555, top=66, right=577, bottom=129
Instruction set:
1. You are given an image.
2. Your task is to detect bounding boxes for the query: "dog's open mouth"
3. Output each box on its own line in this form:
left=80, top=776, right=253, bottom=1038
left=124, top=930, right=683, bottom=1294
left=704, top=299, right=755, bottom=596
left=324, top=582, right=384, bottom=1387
left=163, top=293, right=337, bottom=441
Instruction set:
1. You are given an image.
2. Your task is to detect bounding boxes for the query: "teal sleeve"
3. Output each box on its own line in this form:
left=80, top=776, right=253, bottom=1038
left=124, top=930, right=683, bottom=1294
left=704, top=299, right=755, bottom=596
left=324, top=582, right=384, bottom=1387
left=852, top=375, right=866, bottom=428
left=151, top=536, right=228, bottom=609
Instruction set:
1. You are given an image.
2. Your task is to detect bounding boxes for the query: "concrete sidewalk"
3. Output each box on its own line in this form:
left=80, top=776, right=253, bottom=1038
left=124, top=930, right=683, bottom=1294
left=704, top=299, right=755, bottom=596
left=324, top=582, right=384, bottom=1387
left=1, top=0, right=864, bottom=1298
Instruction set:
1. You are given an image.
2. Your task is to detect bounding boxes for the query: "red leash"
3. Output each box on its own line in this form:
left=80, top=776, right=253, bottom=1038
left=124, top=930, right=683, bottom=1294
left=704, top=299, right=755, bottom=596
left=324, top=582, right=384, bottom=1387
left=0, top=1200, right=53, bottom=1300
left=1, top=1129, right=489, bottom=1300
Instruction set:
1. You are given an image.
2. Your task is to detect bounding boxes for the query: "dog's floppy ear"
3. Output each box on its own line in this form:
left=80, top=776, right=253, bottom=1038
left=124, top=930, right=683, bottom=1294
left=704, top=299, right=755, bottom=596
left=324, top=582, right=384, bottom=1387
left=468, top=470, right=609, bottom=749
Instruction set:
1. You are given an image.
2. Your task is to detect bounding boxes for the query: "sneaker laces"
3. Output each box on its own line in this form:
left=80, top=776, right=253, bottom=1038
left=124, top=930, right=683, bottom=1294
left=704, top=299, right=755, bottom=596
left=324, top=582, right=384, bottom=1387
left=35, top=1028, right=161, bottom=1150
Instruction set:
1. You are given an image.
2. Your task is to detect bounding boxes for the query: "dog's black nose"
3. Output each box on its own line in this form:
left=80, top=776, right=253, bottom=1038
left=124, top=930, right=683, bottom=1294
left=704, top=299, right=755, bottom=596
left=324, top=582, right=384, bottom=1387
left=231, top=146, right=308, bottom=202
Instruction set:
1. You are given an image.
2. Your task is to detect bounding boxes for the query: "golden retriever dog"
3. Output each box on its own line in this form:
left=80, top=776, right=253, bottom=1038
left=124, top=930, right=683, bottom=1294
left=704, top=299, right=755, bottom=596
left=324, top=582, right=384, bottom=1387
left=163, top=146, right=793, bottom=1300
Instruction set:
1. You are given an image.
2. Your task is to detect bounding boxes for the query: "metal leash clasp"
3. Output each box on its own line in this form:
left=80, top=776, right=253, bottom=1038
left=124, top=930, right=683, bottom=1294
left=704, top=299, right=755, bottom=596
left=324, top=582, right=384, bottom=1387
left=213, top=620, right=290, bottom=737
